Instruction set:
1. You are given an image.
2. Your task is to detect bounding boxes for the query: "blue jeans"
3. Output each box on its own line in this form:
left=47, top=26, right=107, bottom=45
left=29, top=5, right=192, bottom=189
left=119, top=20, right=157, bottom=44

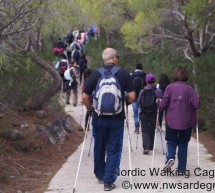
left=132, top=100, right=140, bottom=128
left=165, top=126, right=192, bottom=172
left=92, top=117, right=124, bottom=183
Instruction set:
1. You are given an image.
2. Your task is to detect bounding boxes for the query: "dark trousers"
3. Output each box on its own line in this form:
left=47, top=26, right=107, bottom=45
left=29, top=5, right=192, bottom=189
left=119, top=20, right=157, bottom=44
left=92, top=117, right=124, bottom=183
left=140, top=113, right=157, bottom=150
left=165, top=125, right=192, bottom=172
left=79, top=69, right=85, bottom=84
left=66, top=51, right=71, bottom=63
left=60, top=74, right=67, bottom=92
left=158, top=109, right=164, bottom=127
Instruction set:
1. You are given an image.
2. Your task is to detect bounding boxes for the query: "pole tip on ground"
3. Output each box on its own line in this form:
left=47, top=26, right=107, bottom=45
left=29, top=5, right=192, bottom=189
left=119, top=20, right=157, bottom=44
left=73, top=188, right=76, bottom=193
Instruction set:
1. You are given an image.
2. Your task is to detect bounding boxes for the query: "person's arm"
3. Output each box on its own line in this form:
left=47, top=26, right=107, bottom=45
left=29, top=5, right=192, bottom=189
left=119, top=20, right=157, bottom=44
left=191, top=90, right=200, bottom=110
left=125, top=71, right=135, bottom=105
left=82, top=70, right=98, bottom=109
left=155, top=88, right=162, bottom=99
left=158, top=86, right=170, bottom=110
left=82, top=93, right=92, bottom=110
left=137, top=90, right=144, bottom=105
left=126, top=91, right=136, bottom=104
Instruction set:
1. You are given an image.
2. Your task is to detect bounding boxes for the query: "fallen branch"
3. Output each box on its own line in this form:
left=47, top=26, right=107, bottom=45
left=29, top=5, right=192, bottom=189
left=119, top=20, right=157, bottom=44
left=15, top=162, right=33, bottom=173
left=14, top=167, right=23, bottom=179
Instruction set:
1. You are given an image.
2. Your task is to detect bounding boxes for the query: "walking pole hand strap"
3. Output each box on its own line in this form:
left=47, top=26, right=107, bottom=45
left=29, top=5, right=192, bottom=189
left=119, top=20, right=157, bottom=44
left=87, top=106, right=93, bottom=115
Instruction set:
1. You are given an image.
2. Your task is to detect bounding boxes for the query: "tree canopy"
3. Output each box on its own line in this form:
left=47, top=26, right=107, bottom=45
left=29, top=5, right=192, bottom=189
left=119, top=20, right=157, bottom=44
left=0, top=0, right=214, bottom=133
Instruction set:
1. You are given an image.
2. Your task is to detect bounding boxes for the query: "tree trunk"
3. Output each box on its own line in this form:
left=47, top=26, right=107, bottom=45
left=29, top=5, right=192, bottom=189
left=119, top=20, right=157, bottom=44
left=105, top=28, right=110, bottom=46
left=192, top=62, right=199, bottom=94
left=183, top=19, right=201, bottom=58
left=27, top=51, right=62, bottom=110
left=199, top=28, right=208, bottom=53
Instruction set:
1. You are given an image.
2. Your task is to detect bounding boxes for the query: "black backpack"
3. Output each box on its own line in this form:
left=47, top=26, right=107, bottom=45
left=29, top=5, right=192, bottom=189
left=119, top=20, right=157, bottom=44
left=72, top=50, right=80, bottom=60
left=140, top=87, right=157, bottom=115
left=132, top=71, right=146, bottom=97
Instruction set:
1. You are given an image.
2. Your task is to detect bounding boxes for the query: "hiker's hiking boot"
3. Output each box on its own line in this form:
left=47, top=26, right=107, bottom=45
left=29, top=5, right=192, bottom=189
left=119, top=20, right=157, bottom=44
left=143, top=150, right=149, bottom=155
left=104, top=183, right=115, bottom=191
left=134, top=128, right=140, bottom=134
left=97, top=178, right=104, bottom=184
left=163, top=158, right=175, bottom=172
left=158, top=125, right=162, bottom=132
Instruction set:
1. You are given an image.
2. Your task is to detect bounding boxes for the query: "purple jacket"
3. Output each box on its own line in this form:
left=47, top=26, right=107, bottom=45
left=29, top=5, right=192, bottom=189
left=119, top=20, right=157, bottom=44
left=158, top=81, right=200, bottom=130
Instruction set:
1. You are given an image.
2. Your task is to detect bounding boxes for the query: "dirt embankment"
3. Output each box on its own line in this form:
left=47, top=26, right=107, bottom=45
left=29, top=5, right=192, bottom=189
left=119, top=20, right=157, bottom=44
left=0, top=109, right=84, bottom=193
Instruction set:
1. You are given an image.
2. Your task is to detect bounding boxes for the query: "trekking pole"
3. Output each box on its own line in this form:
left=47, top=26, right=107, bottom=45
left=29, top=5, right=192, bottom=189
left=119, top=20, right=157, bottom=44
left=158, top=128, right=165, bottom=155
left=196, top=121, right=200, bottom=168
left=85, top=109, right=93, bottom=157
left=127, top=128, right=133, bottom=185
left=79, top=101, right=83, bottom=128
left=136, top=118, right=141, bottom=150
left=151, top=127, right=157, bottom=169
left=151, top=111, right=161, bottom=168
left=126, top=105, right=133, bottom=152
left=88, top=132, right=93, bottom=157
left=157, top=112, right=165, bottom=155
left=73, top=114, right=92, bottom=193
left=125, top=105, right=133, bottom=184
left=135, top=132, right=138, bottom=150
left=195, top=85, right=200, bottom=168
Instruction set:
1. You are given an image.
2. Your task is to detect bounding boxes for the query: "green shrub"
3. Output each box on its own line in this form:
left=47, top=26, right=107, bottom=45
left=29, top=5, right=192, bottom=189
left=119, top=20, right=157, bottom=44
left=195, top=51, right=215, bottom=136
left=0, top=55, right=61, bottom=111
left=0, top=175, right=10, bottom=183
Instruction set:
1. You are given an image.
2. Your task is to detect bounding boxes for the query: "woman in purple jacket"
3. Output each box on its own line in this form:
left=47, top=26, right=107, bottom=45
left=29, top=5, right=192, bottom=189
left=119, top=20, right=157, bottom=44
left=158, top=66, right=200, bottom=173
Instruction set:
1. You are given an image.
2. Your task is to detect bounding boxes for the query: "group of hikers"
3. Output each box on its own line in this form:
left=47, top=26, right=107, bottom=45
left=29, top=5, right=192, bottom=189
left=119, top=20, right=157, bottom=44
left=53, top=25, right=99, bottom=60
left=81, top=47, right=200, bottom=191
left=53, top=26, right=99, bottom=106
left=52, top=33, right=200, bottom=190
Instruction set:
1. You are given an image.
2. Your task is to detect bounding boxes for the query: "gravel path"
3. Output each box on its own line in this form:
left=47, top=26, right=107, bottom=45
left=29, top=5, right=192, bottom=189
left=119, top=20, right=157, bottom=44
left=45, top=90, right=215, bottom=193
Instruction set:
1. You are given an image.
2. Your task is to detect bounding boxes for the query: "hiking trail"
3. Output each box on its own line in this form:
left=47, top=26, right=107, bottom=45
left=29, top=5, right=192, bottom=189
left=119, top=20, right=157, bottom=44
left=45, top=89, right=215, bottom=193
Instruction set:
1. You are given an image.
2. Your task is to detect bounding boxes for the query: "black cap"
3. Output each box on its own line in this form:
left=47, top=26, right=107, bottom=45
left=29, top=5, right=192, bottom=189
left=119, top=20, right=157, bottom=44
left=135, top=63, right=142, bottom=70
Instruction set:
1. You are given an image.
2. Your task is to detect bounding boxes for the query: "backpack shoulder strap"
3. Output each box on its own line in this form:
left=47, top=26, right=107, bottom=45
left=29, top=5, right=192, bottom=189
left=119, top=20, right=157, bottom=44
left=97, top=66, right=120, bottom=75
left=97, top=67, right=105, bottom=75
left=69, top=66, right=74, bottom=71
left=152, top=86, right=157, bottom=92
left=142, top=86, right=156, bottom=94
left=110, top=66, right=120, bottom=75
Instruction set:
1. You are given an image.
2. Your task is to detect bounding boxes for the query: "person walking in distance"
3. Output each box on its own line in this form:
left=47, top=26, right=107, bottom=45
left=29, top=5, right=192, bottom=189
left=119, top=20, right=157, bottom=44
left=158, top=66, right=200, bottom=172
left=82, top=48, right=135, bottom=191
left=81, top=68, right=93, bottom=130
left=138, top=73, right=162, bottom=155
left=156, top=73, right=170, bottom=130
left=130, top=63, right=146, bottom=133
left=79, top=53, right=88, bottom=84
left=64, top=61, right=78, bottom=106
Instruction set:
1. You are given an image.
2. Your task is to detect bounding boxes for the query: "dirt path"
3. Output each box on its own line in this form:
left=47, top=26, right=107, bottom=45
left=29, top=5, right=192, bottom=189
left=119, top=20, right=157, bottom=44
left=45, top=89, right=215, bottom=193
